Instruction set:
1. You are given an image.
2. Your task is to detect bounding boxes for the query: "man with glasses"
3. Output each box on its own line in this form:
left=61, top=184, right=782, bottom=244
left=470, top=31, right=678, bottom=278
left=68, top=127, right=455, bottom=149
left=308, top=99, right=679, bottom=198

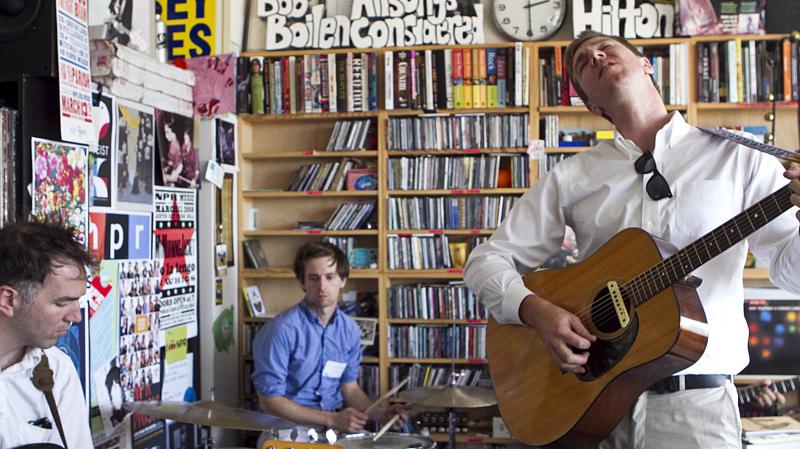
left=464, top=30, right=800, bottom=449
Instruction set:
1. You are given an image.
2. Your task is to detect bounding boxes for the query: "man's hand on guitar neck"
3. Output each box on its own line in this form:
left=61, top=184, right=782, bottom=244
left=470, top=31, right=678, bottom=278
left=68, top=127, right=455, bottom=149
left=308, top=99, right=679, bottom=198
left=784, top=163, right=800, bottom=222
left=519, top=294, right=596, bottom=374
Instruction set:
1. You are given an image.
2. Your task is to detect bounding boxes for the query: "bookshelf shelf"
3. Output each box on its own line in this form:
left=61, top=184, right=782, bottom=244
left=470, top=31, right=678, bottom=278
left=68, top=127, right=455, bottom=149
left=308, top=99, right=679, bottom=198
left=239, top=111, right=379, bottom=122
left=545, top=146, right=591, bottom=153
left=386, top=148, right=528, bottom=156
left=385, top=269, right=465, bottom=279
left=242, top=190, right=378, bottom=199
left=242, top=150, right=379, bottom=160
left=428, top=434, right=516, bottom=444
left=389, top=358, right=487, bottom=364
left=385, top=107, right=530, bottom=116
left=243, top=229, right=379, bottom=237
left=240, top=268, right=380, bottom=279
left=695, top=102, right=798, bottom=110
left=386, top=229, right=495, bottom=235
left=539, top=104, right=687, bottom=113
left=362, top=356, right=380, bottom=364
left=388, top=319, right=487, bottom=325
left=387, top=188, right=528, bottom=196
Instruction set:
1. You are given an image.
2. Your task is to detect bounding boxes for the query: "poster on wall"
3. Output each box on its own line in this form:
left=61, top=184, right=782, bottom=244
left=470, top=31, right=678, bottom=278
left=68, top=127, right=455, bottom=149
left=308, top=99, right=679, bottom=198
left=155, top=0, right=216, bottom=59
left=155, top=110, right=199, bottom=189
left=185, top=54, right=236, bottom=116
left=572, top=0, right=675, bottom=38
left=89, top=212, right=152, bottom=261
left=31, top=137, right=89, bottom=245
left=56, top=0, right=93, bottom=144
left=742, top=299, right=800, bottom=375
left=88, top=0, right=152, bottom=54
left=115, top=99, right=155, bottom=212
left=215, top=117, right=236, bottom=168
left=56, top=305, right=90, bottom=402
left=153, top=187, right=198, bottom=337
left=91, top=92, right=115, bottom=208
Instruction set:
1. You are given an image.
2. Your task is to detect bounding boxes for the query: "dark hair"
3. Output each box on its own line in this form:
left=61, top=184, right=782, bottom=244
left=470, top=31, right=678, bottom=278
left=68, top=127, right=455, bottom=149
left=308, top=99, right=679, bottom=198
left=292, top=241, right=349, bottom=281
left=564, top=30, right=657, bottom=109
left=0, top=221, right=97, bottom=302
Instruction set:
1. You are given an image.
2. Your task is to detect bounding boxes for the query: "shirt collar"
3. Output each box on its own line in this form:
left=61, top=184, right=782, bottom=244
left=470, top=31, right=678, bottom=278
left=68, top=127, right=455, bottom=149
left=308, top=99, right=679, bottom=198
left=612, top=111, right=691, bottom=158
left=1, top=346, right=44, bottom=375
left=299, top=299, right=338, bottom=326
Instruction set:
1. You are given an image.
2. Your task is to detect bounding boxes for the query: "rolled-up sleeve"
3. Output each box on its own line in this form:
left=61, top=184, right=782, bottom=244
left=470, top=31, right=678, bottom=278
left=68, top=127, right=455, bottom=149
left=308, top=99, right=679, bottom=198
left=252, top=322, right=294, bottom=398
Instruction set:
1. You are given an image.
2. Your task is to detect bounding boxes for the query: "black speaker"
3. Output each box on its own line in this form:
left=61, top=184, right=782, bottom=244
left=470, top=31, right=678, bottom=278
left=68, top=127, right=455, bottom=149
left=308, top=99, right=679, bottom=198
left=0, top=0, right=57, bottom=81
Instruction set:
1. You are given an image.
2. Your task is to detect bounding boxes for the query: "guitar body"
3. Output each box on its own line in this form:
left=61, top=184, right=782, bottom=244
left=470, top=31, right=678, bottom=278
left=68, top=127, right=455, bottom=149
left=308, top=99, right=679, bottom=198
left=487, top=228, right=709, bottom=447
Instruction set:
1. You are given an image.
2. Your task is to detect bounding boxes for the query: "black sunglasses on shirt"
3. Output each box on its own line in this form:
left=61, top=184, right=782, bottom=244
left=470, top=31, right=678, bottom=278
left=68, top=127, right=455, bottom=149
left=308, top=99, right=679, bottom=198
left=634, top=152, right=673, bottom=201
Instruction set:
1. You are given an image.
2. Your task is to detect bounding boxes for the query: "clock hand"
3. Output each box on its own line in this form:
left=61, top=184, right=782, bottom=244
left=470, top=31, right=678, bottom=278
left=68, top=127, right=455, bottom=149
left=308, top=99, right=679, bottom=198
left=524, top=0, right=549, bottom=8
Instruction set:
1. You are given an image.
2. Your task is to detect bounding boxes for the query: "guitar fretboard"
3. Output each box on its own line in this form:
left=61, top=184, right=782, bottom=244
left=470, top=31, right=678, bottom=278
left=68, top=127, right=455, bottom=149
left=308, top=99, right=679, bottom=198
left=625, top=185, right=793, bottom=306
left=739, top=376, right=800, bottom=405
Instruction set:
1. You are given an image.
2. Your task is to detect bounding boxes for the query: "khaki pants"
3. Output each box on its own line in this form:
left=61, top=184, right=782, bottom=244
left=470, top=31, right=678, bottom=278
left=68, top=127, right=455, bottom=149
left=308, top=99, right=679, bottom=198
left=597, top=382, right=741, bottom=449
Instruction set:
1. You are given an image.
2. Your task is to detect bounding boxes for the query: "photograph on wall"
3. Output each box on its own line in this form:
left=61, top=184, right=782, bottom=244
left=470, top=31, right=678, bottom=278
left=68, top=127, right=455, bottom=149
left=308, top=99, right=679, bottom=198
left=115, top=99, right=155, bottom=212
left=88, top=0, right=152, bottom=54
left=93, top=358, right=128, bottom=435
left=32, top=137, right=89, bottom=245
left=153, top=187, right=198, bottom=335
left=89, top=212, right=152, bottom=261
left=215, top=117, right=236, bottom=167
left=185, top=53, right=236, bottom=116
left=155, top=110, right=199, bottom=189
left=91, top=92, right=115, bottom=208
left=677, top=0, right=766, bottom=35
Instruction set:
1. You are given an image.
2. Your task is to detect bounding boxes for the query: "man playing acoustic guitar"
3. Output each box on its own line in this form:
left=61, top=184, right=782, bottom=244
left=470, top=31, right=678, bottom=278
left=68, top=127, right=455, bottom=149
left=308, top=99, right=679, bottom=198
left=465, top=30, right=800, bottom=449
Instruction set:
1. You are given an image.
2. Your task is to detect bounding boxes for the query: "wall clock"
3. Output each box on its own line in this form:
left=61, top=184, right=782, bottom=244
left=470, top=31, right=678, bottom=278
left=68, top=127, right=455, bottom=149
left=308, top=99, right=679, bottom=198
left=492, top=0, right=567, bottom=41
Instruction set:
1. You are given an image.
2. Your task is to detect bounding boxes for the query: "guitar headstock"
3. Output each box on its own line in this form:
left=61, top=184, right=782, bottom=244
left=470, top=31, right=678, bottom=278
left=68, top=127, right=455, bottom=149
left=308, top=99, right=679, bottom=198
left=261, top=441, right=344, bottom=449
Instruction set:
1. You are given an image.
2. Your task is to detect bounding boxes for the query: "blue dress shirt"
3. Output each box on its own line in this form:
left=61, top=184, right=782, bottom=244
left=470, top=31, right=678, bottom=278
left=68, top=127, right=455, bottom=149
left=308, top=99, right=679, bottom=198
left=252, top=300, right=362, bottom=410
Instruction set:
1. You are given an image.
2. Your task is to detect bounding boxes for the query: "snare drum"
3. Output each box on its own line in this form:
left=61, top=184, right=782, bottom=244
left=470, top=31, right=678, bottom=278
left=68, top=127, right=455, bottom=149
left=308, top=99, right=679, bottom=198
left=338, top=433, right=435, bottom=449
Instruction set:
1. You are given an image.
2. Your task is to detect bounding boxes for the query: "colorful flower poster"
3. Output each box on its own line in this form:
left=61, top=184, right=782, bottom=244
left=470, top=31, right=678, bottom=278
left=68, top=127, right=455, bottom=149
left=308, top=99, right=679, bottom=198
left=32, top=137, right=89, bottom=244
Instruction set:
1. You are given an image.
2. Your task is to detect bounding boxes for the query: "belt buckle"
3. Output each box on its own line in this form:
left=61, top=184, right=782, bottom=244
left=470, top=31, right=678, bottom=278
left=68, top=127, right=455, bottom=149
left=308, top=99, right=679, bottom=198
left=656, top=376, right=681, bottom=394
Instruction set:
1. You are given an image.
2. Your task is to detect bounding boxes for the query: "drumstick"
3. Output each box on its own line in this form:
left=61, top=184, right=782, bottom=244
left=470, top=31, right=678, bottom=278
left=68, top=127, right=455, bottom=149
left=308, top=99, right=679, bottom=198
left=364, top=377, right=409, bottom=415
left=372, top=414, right=400, bottom=442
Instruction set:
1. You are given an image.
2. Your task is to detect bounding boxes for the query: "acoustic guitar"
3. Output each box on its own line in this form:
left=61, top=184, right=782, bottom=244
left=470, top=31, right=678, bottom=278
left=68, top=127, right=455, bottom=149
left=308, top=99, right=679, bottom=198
left=487, top=184, right=794, bottom=447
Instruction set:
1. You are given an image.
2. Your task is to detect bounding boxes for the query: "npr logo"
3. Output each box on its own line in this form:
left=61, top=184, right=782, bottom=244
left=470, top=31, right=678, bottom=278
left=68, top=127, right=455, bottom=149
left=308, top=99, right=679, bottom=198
left=89, top=212, right=152, bottom=260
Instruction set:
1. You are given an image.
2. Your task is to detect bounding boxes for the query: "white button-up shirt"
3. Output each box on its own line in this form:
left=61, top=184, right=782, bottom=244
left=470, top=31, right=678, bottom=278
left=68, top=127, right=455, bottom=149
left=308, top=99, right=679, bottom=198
left=464, top=112, right=800, bottom=374
left=0, top=347, right=93, bottom=448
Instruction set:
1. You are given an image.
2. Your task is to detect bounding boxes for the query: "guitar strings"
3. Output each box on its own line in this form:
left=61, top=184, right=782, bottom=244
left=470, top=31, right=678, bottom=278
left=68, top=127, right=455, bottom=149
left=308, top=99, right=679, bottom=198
left=566, top=190, right=788, bottom=330
left=576, top=197, right=784, bottom=329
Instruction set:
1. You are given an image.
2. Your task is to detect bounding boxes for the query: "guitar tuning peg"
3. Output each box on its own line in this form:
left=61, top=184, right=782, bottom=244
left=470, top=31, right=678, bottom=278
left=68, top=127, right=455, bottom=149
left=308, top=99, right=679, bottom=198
left=766, top=133, right=774, bottom=143
left=764, top=112, right=775, bottom=122
left=767, top=93, right=775, bottom=102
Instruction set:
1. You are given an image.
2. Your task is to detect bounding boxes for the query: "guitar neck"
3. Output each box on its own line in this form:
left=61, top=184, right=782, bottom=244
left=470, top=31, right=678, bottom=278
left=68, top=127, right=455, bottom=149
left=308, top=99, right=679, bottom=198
left=738, top=376, right=800, bottom=405
left=625, top=185, right=793, bottom=306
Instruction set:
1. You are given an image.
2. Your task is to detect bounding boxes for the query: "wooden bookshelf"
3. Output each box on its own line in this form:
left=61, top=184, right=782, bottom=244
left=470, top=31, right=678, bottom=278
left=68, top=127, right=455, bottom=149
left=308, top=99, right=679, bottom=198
left=236, top=35, right=794, bottom=422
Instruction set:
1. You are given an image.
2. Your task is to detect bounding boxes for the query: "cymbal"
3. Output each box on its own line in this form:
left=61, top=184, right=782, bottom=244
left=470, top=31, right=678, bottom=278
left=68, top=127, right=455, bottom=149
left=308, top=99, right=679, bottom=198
left=398, top=385, right=496, bottom=408
left=123, top=401, right=296, bottom=431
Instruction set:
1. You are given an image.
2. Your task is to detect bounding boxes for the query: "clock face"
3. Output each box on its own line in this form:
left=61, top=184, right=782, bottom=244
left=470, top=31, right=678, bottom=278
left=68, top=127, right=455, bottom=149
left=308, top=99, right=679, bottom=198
left=493, top=0, right=567, bottom=41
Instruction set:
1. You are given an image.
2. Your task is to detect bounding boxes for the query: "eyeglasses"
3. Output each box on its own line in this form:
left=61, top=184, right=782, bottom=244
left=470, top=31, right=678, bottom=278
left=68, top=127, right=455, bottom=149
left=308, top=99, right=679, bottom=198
left=634, top=152, right=672, bottom=201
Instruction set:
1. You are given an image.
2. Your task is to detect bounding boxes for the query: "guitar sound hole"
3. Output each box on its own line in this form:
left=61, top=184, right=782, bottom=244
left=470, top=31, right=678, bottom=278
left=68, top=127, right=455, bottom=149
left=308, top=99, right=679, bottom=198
left=576, top=287, right=639, bottom=381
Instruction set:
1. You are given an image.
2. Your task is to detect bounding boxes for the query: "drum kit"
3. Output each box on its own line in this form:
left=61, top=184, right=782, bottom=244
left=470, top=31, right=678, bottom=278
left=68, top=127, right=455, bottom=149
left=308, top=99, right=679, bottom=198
left=125, top=383, right=496, bottom=449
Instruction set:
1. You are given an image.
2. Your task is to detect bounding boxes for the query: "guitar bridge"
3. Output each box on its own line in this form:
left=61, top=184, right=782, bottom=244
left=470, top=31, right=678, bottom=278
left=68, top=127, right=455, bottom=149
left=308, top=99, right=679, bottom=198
left=607, top=281, right=630, bottom=327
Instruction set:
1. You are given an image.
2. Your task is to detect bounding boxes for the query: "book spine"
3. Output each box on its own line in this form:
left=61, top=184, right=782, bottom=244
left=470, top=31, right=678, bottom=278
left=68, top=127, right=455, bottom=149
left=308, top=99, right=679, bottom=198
left=452, top=48, right=463, bottom=109
left=463, top=48, right=473, bottom=108
left=385, top=50, right=394, bottom=110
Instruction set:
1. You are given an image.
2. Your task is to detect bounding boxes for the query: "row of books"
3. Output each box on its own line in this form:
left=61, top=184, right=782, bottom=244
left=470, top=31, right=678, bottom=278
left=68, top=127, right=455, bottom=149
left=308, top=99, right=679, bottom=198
left=384, top=45, right=531, bottom=110
left=540, top=115, right=615, bottom=148
left=387, top=282, right=487, bottom=320
left=241, top=323, right=264, bottom=355
left=287, top=159, right=363, bottom=192
left=237, top=52, right=379, bottom=115
left=387, top=195, right=520, bottom=230
left=696, top=38, right=798, bottom=104
left=387, top=155, right=529, bottom=190
left=326, top=120, right=374, bottom=151
left=388, top=324, right=486, bottom=359
left=325, top=202, right=376, bottom=230
left=386, top=113, right=529, bottom=150
left=322, top=237, right=378, bottom=269
left=358, top=365, right=380, bottom=398
left=539, top=152, right=579, bottom=176
left=0, top=108, right=19, bottom=225
left=389, top=364, right=488, bottom=389
left=387, top=234, right=453, bottom=270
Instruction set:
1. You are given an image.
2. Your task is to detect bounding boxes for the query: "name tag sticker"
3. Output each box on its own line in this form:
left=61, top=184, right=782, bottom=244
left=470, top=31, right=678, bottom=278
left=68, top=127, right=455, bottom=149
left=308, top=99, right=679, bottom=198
left=322, top=360, right=347, bottom=378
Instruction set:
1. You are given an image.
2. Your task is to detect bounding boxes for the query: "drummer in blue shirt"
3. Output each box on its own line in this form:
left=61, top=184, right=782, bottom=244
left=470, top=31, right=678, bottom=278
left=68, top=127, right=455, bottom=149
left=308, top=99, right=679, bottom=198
left=252, top=241, right=407, bottom=433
